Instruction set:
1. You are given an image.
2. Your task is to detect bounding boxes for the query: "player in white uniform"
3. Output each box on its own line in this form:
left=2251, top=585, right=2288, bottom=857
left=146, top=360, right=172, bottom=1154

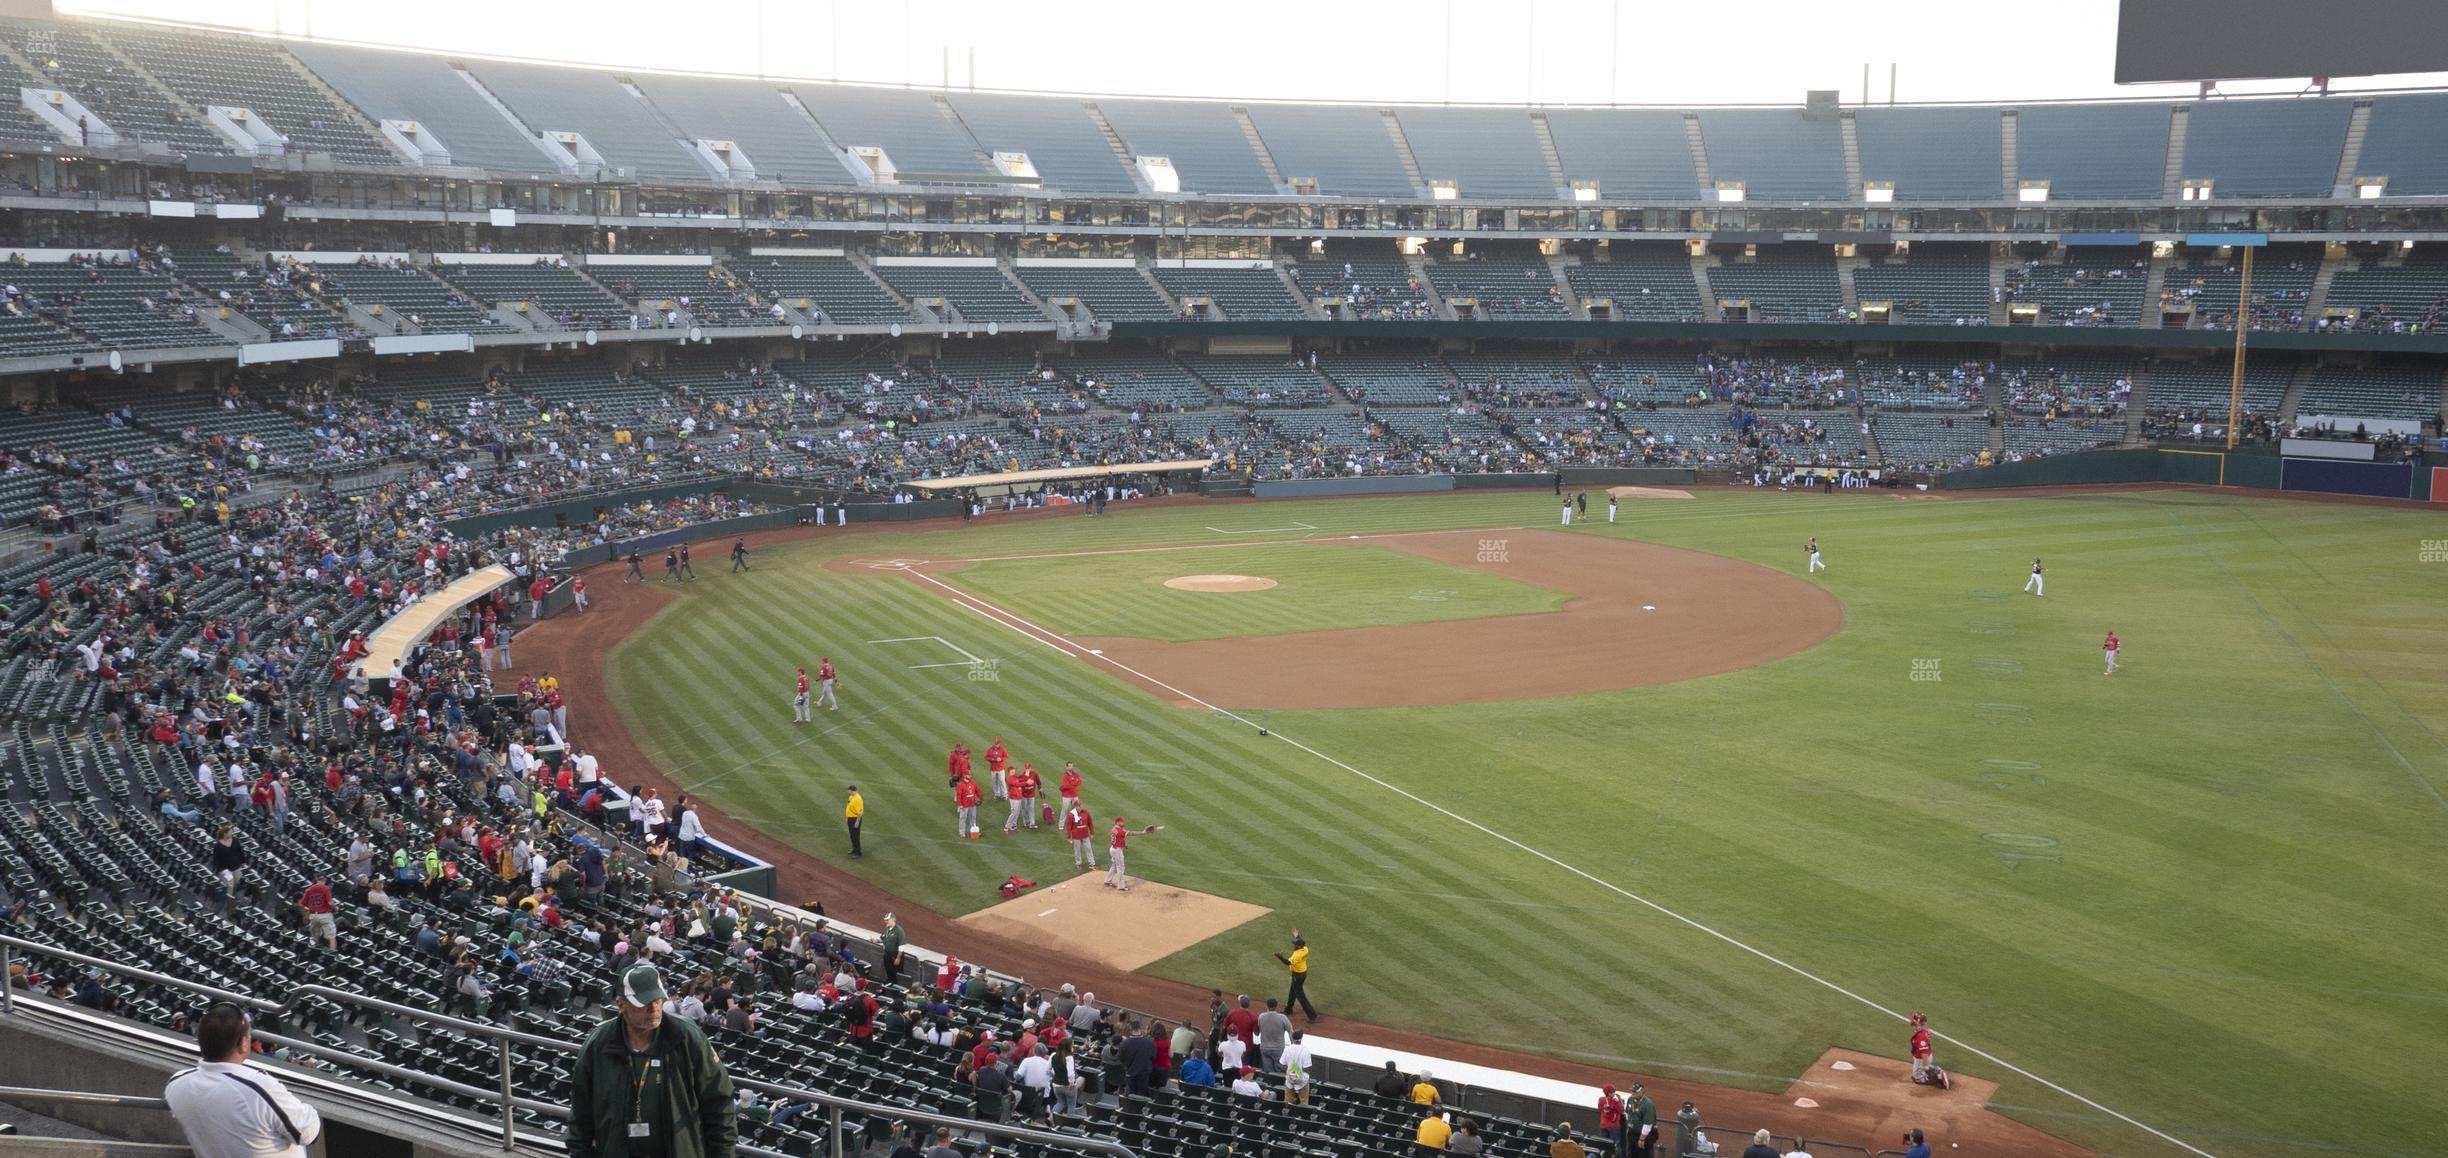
left=1807, top=537, right=1825, bottom=573
left=2023, top=557, right=2044, bottom=596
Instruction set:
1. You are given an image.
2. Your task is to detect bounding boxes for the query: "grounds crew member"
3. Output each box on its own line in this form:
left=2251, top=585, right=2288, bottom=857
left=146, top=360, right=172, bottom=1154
left=1274, top=929, right=1319, bottom=1021
left=568, top=964, right=736, bottom=1158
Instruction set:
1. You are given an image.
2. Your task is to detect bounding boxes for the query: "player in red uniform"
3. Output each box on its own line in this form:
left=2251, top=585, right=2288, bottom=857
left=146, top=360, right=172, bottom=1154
left=570, top=575, right=588, bottom=612
left=1908, top=1012, right=1951, bottom=1089
left=1012, top=763, right=1041, bottom=830
left=1106, top=815, right=1159, bottom=890
left=1058, top=762, right=1082, bottom=813
left=815, top=658, right=839, bottom=710
left=953, top=773, right=982, bottom=840
left=2103, top=630, right=2120, bottom=675
left=984, top=739, right=1010, bottom=799
left=1062, top=801, right=1097, bottom=869
left=793, top=667, right=812, bottom=723
left=948, top=742, right=970, bottom=784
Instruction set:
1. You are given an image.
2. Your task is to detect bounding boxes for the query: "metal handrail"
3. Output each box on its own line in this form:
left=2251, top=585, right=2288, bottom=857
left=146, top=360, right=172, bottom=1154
left=1, top=933, right=1137, bottom=1158
left=0, top=1084, right=170, bottom=1110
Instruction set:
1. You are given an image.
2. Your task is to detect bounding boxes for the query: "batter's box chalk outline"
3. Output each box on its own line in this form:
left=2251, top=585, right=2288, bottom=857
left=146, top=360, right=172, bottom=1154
left=851, top=558, right=924, bottom=570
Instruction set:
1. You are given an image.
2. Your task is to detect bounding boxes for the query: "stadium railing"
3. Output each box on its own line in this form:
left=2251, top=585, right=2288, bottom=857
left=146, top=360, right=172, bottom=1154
left=0, top=933, right=1140, bottom=1158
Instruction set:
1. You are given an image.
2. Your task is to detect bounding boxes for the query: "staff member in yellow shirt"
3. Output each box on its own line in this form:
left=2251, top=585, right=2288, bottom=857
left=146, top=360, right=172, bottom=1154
left=844, top=785, right=865, bottom=859
left=1273, top=928, right=1319, bottom=1022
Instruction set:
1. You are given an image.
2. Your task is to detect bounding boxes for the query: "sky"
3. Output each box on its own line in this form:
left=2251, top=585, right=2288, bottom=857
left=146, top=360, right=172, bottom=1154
left=52, top=0, right=2448, bottom=106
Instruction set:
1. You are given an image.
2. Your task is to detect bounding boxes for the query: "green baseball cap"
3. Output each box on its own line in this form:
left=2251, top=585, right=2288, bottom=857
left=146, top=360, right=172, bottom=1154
left=619, top=964, right=668, bottom=1006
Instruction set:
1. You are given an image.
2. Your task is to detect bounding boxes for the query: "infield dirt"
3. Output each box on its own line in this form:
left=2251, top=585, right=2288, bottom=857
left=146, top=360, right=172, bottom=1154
left=958, top=528, right=1847, bottom=710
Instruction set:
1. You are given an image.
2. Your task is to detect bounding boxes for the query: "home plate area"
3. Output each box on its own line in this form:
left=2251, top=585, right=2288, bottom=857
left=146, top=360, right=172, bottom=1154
left=957, top=874, right=1272, bottom=972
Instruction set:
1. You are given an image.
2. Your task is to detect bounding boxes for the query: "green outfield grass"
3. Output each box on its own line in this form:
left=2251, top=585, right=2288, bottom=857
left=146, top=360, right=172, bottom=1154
left=606, top=489, right=2448, bottom=1158
left=942, top=541, right=1570, bottom=641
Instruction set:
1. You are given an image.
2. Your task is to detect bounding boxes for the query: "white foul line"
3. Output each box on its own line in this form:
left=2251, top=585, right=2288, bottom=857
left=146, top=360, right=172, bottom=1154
left=894, top=566, right=2216, bottom=1158
left=867, top=635, right=985, bottom=666
left=1203, top=521, right=1317, bottom=535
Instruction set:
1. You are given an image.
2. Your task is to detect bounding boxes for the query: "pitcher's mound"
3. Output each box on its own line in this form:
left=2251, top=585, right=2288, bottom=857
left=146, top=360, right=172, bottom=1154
left=1608, top=486, right=1694, bottom=500
left=958, top=874, right=1272, bottom=971
left=1165, top=574, right=1279, bottom=592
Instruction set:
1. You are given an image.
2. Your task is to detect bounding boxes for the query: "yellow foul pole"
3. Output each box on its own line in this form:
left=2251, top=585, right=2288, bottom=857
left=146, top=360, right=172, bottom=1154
left=2225, top=245, right=2255, bottom=449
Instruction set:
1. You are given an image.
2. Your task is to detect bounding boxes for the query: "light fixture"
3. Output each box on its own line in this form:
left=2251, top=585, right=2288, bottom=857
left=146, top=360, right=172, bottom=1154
left=2017, top=181, right=2049, bottom=203
left=1714, top=181, right=1746, bottom=203
left=1865, top=181, right=1895, bottom=204
left=2354, top=176, right=2387, bottom=200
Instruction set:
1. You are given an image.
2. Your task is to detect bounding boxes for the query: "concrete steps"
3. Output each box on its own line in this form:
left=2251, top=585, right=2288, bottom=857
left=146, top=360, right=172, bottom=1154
left=2162, top=105, right=2190, bottom=198
left=1530, top=111, right=1568, bottom=196
left=2333, top=100, right=2371, bottom=195
left=1682, top=113, right=1713, bottom=188
left=1403, top=253, right=1454, bottom=321
left=2142, top=255, right=2173, bottom=329
left=2305, top=248, right=2342, bottom=318
left=2123, top=367, right=2151, bottom=443
left=1839, top=113, right=1863, bottom=200
left=1987, top=244, right=2012, bottom=326
left=2278, top=361, right=2313, bottom=424
left=1834, top=255, right=1864, bottom=319
left=1547, top=254, right=1589, bottom=320
left=848, top=253, right=936, bottom=324
left=1082, top=102, right=1152, bottom=194
left=278, top=47, right=400, bottom=162
left=1381, top=110, right=1428, bottom=197
left=1231, top=107, right=1287, bottom=191
left=2000, top=110, right=2019, bottom=194
left=1691, top=256, right=1722, bottom=323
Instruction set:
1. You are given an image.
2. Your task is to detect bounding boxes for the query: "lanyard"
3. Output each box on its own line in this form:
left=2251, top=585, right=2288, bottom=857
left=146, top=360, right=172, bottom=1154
left=630, top=1048, right=655, bottom=1128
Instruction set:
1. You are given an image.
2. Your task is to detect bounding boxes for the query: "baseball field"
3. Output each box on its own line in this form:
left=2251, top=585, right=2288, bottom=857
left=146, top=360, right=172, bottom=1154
left=594, top=487, right=2448, bottom=1158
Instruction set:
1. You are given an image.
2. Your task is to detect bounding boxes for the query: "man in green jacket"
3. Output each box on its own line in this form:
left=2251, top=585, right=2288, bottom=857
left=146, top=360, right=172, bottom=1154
left=877, top=913, right=906, bottom=982
left=1624, top=1082, right=1658, bottom=1158
left=569, top=964, right=737, bottom=1158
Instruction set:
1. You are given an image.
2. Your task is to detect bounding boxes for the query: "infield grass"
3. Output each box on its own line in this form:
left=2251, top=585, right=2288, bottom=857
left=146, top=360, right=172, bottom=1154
left=943, top=541, right=1570, bottom=641
left=607, top=488, right=2448, bottom=1158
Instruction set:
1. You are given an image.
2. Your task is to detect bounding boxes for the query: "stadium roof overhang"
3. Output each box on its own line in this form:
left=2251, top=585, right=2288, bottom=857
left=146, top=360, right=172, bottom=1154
left=902, top=459, right=1215, bottom=493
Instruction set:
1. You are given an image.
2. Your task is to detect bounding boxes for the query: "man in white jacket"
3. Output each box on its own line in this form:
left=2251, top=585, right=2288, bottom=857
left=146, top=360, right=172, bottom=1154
left=165, top=1005, right=322, bottom=1158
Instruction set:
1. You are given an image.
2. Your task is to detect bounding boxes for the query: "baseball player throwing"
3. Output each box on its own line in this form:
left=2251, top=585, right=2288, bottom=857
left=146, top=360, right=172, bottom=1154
left=1105, top=816, right=1161, bottom=891
left=2023, top=557, right=2044, bottom=596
